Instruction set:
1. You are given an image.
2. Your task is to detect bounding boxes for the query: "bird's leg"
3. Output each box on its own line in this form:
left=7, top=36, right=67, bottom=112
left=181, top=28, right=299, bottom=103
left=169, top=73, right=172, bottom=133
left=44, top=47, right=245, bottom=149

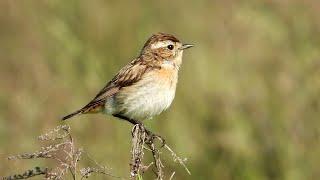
left=112, top=114, right=165, bottom=147
left=112, top=114, right=143, bottom=125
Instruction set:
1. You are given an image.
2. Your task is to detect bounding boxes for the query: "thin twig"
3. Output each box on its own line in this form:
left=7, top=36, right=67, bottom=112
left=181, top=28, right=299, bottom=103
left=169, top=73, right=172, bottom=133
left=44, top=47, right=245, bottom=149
left=2, top=167, right=50, bottom=180
left=169, top=171, right=176, bottom=180
left=164, top=144, right=191, bottom=175
left=81, top=151, right=124, bottom=179
left=147, top=142, right=164, bottom=179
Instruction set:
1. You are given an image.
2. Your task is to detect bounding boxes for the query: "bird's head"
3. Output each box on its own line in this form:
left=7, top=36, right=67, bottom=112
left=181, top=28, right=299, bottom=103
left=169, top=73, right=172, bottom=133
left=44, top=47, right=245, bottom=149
left=141, top=32, right=193, bottom=66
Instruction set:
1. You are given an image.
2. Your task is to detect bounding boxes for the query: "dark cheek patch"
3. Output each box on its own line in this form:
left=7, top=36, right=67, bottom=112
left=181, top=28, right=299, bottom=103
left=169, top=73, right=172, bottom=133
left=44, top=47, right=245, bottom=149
left=162, top=48, right=174, bottom=58
left=153, top=48, right=175, bottom=60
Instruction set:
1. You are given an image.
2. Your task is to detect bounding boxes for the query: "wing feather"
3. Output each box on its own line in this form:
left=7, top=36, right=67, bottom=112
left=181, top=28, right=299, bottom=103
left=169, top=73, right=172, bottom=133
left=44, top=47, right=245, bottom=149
left=62, top=57, right=154, bottom=120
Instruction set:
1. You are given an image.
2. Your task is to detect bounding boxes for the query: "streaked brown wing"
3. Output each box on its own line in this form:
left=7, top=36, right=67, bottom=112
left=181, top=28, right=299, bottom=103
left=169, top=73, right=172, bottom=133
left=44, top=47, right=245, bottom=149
left=94, top=58, right=151, bottom=97
left=62, top=57, right=153, bottom=120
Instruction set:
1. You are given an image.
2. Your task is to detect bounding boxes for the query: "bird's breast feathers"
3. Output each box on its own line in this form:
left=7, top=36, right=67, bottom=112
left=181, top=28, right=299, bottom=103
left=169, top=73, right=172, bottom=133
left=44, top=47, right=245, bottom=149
left=104, top=65, right=178, bottom=120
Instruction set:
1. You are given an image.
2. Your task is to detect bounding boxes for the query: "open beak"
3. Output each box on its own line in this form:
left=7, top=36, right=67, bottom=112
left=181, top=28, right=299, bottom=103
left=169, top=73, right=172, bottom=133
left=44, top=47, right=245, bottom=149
left=180, top=44, right=194, bottom=50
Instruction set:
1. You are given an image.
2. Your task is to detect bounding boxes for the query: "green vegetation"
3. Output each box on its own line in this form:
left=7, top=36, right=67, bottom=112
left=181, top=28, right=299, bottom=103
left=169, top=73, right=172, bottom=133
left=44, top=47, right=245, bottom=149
left=0, top=0, right=319, bottom=179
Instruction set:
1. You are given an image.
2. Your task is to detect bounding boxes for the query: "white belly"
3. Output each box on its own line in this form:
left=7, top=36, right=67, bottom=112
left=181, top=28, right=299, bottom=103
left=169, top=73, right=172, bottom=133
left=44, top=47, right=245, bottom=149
left=105, top=70, right=177, bottom=121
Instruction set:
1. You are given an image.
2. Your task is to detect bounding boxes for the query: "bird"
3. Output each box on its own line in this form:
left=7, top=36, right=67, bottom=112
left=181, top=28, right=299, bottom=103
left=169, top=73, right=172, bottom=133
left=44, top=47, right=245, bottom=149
left=62, top=32, right=193, bottom=125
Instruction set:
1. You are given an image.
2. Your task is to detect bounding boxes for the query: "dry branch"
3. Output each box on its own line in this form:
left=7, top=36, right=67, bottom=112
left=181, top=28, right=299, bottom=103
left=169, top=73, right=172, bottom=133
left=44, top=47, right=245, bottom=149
left=2, top=167, right=50, bottom=180
left=2, top=125, right=116, bottom=180
left=3, top=124, right=190, bottom=179
left=130, top=124, right=190, bottom=180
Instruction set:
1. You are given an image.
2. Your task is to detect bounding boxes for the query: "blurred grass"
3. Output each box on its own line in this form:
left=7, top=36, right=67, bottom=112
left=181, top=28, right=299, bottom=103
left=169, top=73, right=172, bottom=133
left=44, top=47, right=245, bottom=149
left=0, top=0, right=320, bottom=179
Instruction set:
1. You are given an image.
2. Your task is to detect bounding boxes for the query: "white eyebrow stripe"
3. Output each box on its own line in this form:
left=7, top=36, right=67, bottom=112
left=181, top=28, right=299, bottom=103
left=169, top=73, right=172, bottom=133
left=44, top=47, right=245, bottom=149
left=151, top=41, right=172, bottom=49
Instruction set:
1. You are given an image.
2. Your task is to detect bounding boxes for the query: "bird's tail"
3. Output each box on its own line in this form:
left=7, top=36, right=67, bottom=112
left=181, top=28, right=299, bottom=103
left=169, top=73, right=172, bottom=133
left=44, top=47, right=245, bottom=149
left=62, top=101, right=104, bottom=120
left=61, top=109, right=83, bottom=121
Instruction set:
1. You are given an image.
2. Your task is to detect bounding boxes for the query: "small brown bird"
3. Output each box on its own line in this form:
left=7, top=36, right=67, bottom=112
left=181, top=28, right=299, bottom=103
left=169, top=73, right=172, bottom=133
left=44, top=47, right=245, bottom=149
left=62, top=33, right=193, bottom=125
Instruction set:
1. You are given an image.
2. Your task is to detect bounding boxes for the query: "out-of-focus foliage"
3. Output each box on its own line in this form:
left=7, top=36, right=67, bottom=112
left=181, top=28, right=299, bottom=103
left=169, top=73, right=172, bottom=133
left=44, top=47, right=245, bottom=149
left=1, top=0, right=320, bottom=179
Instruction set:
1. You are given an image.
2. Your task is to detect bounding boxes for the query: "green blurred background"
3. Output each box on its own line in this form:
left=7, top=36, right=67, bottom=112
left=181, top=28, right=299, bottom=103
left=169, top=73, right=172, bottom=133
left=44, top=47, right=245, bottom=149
left=1, top=0, right=320, bottom=179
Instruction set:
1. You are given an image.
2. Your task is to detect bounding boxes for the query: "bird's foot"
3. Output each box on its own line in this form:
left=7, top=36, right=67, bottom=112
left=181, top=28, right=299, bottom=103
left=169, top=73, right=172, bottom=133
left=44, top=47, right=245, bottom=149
left=144, top=129, right=166, bottom=148
left=130, top=122, right=166, bottom=148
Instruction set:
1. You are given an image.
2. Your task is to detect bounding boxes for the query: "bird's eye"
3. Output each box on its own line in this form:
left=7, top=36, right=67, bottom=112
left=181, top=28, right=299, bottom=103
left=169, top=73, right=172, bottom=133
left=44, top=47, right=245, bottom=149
left=167, top=45, right=174, bottom=50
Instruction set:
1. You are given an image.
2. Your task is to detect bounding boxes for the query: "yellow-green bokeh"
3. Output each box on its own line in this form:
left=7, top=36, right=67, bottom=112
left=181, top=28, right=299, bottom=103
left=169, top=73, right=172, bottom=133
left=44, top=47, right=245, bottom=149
left=1, top=0, right=320, bottom=179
